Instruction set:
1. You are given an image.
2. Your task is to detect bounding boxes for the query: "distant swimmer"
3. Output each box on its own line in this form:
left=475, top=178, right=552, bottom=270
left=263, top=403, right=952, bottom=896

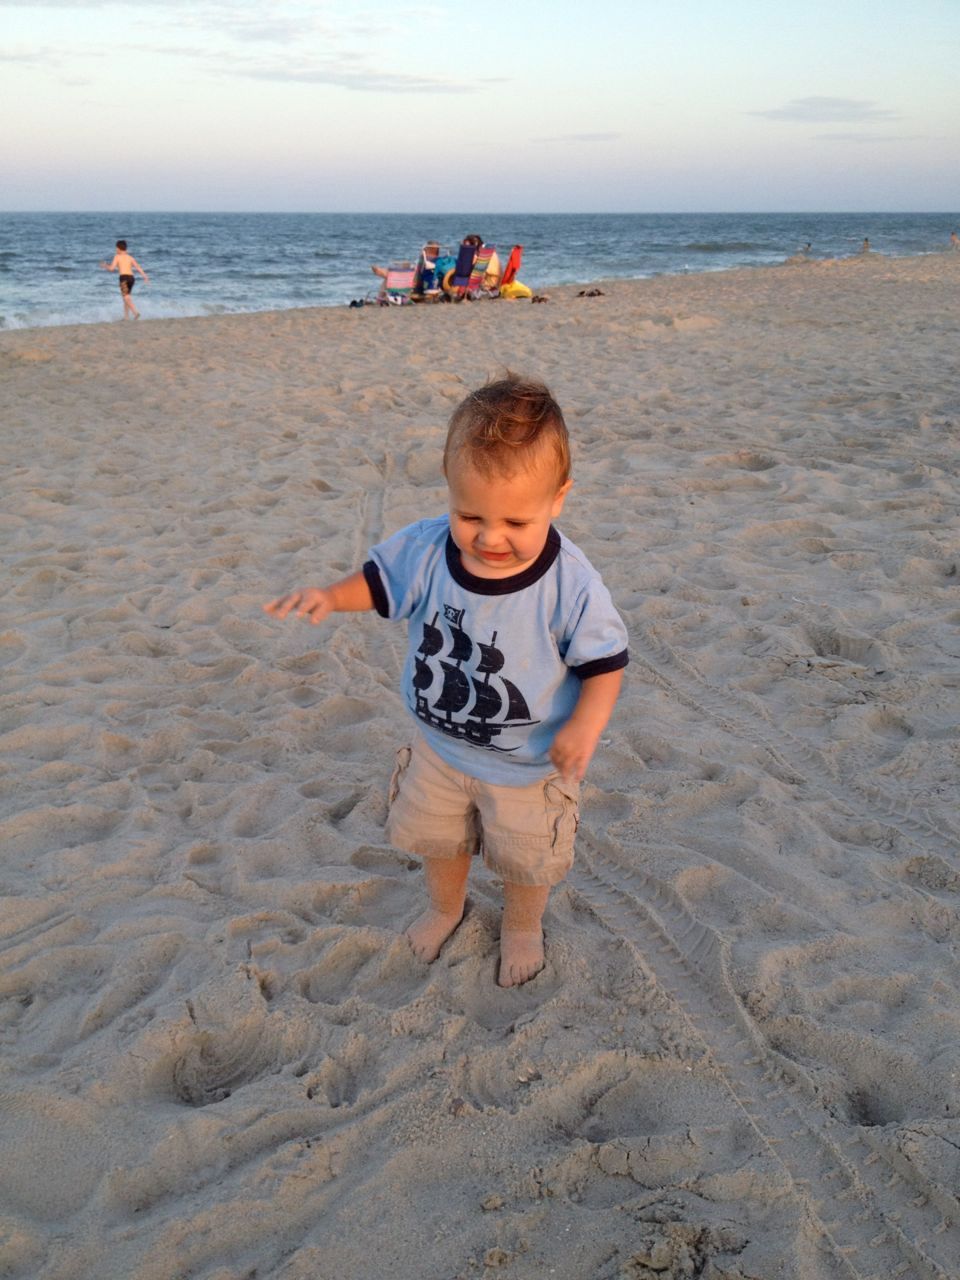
left=951, top=230, right=960, bottom=250
left=99, top=239, right=149, bottom=319
left=860, top=237, right=871, bottom=254
left=800, top=242, right=812, bottom=255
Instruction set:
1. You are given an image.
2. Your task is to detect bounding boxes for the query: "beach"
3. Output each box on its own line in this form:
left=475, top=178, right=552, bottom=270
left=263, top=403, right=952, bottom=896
left=2, top=254, right=959, bottom=1279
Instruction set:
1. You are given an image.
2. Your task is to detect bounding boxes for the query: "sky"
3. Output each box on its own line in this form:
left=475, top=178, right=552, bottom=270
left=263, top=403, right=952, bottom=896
left=2, top=0, right=958, bottom=212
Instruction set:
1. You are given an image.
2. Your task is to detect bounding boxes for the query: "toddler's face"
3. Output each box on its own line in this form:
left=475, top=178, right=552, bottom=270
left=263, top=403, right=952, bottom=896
left=446, top=457, right=571, bottom=578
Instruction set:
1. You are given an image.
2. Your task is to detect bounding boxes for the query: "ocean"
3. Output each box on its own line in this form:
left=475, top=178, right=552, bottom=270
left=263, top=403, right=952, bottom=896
left=1, top=211, right=956, bottom=330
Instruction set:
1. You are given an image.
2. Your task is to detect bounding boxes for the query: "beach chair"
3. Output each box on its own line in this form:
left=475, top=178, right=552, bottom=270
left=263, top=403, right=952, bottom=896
left=412, top=243, right=444, bottom=300
left=496, top=244, right=532, bottom=298
left=464, top=244, right=496, bottom=298
left=499, top=245, right=523, bottom=289
left=381, top=262, right=416, bottom=304
left=446, top=241, right=478, bottom=298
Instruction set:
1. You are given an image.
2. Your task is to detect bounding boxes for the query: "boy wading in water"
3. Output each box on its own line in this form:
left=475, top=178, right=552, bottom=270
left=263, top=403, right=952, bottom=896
left=99, top=239, right=149, bottom=318
left=264, top=376, right=628, bottom=987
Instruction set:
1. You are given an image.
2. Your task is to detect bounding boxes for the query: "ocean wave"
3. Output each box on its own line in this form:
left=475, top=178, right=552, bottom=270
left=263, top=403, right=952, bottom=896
left=0, top=298, right=331, bottom=330
left=2, top=305, right=122, bottom=330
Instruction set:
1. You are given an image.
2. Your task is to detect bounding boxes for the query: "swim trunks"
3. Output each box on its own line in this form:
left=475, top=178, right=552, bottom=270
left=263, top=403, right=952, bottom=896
left=119, top=275, right=135, bottom=295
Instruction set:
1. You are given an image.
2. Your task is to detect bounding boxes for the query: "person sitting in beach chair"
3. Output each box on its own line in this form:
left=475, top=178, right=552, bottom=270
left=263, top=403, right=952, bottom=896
left=381, top=262, right=417, bottom=304
left=465, top=242, right=499, bottom=297
left=444, top=235, right=502, bottom=299
left=444, top=236, right=478, bottom=297
left=370, top=235, right=504, bottom=303
left=413, top=241, right=442, bottom=297
left=369, top=261, right=417, bottom=304
left=478, top=240, right=502, bottom=290
left=371, top=241, right=448, bottom=302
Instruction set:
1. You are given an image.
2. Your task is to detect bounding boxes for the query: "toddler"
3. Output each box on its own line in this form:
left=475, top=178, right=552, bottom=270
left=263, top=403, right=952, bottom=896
left=264, top=376, right=627, bottom=986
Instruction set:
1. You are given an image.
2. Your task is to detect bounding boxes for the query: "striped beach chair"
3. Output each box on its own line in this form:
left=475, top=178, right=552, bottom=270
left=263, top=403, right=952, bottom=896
left=382, top=262, right=416, bottom=304
left=465, top=244, right=496, bottom=297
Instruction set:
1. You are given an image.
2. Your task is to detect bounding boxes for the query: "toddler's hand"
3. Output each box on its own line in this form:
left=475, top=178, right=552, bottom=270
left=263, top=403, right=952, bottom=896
left=263, top=587, right=333, bottom=625
left=549, top=722, right=598, bottom=785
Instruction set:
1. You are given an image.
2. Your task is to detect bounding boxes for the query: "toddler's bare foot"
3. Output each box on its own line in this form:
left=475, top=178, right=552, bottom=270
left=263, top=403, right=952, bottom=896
left=498, top=929, right=544, bottom=988
left=405, top=907, right=464, bottom=963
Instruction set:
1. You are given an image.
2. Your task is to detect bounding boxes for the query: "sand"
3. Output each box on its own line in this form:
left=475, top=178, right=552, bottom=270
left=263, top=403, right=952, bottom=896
left=2, top=253, right=959, bottom=1280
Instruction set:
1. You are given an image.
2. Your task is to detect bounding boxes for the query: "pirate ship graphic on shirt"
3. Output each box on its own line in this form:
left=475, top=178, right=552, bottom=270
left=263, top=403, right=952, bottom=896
left=411, top=604, right=538, bottom=752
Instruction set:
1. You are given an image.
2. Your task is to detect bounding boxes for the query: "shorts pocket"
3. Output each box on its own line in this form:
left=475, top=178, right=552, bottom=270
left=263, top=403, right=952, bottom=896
left=544, top=778, right=580, bottom=849
left=388, top=745, right=413, bottom=808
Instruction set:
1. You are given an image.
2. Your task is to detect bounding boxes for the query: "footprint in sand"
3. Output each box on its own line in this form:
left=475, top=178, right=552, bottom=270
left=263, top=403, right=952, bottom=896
left=297, top=927, right=416, bottom=1011
left=805, top=622, right=888, bottom=667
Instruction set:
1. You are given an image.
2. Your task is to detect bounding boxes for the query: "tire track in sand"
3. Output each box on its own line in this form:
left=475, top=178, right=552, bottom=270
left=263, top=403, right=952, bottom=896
left=351, top=445, right=393, bottom=569
left=631, top=621, right=960, bottom=860
left=571, top=832, right=960, bottom=1280
left=567, top=615, right=958, bottom=1278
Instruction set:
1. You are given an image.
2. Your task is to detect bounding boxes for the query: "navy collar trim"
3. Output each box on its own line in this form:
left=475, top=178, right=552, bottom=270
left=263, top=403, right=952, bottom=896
left=445, top=525, right=561, bottom=594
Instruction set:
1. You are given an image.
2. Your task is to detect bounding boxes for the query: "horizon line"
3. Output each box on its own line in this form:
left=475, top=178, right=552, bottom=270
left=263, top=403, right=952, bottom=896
left=2, top=208, right=957, bottom=217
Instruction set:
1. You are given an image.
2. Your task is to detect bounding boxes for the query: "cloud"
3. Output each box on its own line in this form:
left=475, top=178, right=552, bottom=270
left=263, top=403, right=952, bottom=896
left=0, top=44, right=83, bottom=68
left=815, top=132, right=933, bottom=143
left=536, top=132, right=620, bottom=143
left=224, top=20, right=312, bottom=43
left=0, top=48, right=52, bottom=60
left=133, top=43, right=211, bottom=58
left=173, top=5, right=337, bottom=45
left=231, top=61, right=479, bottom=94
left=751, top=96, right=900, bottom=123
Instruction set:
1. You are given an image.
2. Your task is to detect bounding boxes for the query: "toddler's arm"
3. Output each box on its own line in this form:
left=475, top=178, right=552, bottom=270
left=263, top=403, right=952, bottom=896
left=549, top=668, right=623, bottom=783
left=131, top=256, right=149, bottom=282
left=263, top=569, right=374, bottom=626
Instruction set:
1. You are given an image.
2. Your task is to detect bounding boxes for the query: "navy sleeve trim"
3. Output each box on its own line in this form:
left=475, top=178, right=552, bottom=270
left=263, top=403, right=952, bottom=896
left=363, top=560, right=390, bottom=618
left=572, top=649, right=629, bottom=680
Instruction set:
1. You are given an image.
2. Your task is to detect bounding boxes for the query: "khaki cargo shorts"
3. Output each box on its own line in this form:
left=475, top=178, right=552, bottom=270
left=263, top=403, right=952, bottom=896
left=386, top=734, right=580, bottom=887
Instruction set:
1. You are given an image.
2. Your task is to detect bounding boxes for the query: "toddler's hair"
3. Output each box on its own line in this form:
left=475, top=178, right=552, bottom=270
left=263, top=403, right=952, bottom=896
left=444, top=374, right=571, bottom=485
left=116, top=240, right=127, bottom=250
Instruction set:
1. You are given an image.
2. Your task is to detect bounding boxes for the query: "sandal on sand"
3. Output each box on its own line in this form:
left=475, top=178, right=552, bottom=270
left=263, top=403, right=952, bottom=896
left=577, top=288, right=605, bottom=297
left=530, top=294, right=550, bottom=304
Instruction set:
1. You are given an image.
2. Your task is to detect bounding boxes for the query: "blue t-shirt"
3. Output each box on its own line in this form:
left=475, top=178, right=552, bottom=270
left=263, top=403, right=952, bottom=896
left=364, top=517, right=628, bottom=786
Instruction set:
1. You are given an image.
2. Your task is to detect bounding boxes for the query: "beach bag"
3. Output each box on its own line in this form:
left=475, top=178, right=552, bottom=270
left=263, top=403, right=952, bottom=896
left=499, top=281, right=533, bottom=300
